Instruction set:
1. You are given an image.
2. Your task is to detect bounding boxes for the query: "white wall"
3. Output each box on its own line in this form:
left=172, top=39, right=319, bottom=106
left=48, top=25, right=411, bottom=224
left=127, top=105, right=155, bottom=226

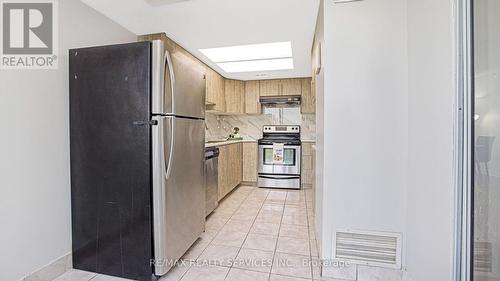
left=0, top=1, right=135, bottom=280
left=314, top=0, right=457, bottom=280
left=312, top=0, right=325, bottom=258
left=317, top=0, right=408, bottom=260
left=405, top=0, right=456, bottom=280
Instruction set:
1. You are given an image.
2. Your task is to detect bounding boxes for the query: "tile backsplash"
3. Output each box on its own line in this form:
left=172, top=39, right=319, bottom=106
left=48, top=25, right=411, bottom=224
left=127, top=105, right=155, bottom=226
left=205, top=112, right=316, bottom=141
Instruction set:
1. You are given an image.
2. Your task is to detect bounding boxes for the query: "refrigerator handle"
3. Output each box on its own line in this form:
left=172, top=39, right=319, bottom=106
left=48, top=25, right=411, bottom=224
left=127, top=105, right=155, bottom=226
left=164, top=50, right=176, bottom=114
left=165, top=117, right=175, bottom=179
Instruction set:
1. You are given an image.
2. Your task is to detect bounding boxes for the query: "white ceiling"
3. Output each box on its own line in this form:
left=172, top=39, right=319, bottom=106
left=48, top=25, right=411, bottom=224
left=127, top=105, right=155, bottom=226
left=79, top=0, right=320, bottom=80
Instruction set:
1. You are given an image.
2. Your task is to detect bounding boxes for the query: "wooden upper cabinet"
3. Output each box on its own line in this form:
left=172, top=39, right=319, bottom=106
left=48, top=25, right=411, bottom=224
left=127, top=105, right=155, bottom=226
left=225, top=79, right=244, bottom=114
left=206, top=69, right=226, bottom=112
left=140, top=34, right=311, bottom=115
left=281, top=78, right=302, bottom=96
left=259, top=78, right=303, bottom=97
left=237, top=81, right=245, bottom=113
left=245, top=81, right=261, bottom=114
left=224, top=79, right=235, bottom=113
left=301, top=77, right=315, bottom=113
left=205, top=69, right=217, bottom=105
left=138, top=33, right=177, bottom=53
left=259, top=79, right=281, bottom=96
left=138, top=33, right=228, bottom=112
left=217, top=74, right=226, bottom=108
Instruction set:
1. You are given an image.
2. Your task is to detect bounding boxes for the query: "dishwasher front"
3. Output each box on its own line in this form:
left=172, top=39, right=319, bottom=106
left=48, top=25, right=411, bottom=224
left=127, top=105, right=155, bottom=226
left=205, top=146, right=219, bottom=216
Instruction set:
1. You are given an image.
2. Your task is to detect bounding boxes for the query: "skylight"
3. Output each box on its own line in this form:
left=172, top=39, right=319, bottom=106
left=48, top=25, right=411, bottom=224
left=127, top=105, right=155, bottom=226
left=218, top=58, right=294, bottom=73
left=200, top=42, right=294, bottom=73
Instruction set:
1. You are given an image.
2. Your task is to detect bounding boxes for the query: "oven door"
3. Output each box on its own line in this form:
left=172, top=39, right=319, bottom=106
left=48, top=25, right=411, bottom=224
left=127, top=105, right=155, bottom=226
left=258, top=144, right=301, bottom=175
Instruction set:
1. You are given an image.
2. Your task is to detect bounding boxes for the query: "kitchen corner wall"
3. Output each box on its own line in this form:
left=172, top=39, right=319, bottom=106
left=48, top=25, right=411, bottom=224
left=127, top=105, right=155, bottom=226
left=205, top=112, right=316, bottom=141
left=406, top=0, right=455, bottom=280
left=315, top=0, right=408, bottom=279
left=0, top=1, right=137, bottom=280
left=314, top=0, right=456, bottom=280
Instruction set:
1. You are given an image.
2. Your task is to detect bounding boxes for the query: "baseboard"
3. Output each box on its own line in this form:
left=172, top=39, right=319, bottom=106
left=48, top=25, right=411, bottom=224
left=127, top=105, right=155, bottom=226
left=241, top=181, right=257, bottom=186
left=402, top=270, right=414, bottom=281
left=321, top=260, right=357, bottom=280
left=321, top=262, right=403, bottom=281
left=21, top=252, right=72, bottom=281
left=302, top=183, right=313, bottom=189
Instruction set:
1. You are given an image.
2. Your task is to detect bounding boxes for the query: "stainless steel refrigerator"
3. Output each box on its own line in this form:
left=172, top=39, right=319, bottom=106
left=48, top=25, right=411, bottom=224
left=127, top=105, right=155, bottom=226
left=69, top=40, right=206, bottom=281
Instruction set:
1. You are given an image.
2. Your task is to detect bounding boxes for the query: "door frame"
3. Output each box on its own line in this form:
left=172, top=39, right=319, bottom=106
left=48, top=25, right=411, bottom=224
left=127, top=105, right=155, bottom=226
left=455, top=0, right=474, bottom=280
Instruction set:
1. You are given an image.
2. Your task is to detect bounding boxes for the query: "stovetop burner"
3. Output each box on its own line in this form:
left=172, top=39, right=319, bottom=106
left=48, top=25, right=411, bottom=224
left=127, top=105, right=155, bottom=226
left=259, top=125, right=301, bottom=145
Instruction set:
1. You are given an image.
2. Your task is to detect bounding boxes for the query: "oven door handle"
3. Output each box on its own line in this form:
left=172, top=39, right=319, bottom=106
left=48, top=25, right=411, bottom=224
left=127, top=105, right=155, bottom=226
left=259, top=175, right=301, bottom=180
left=258, top=144, right=302, bottom=149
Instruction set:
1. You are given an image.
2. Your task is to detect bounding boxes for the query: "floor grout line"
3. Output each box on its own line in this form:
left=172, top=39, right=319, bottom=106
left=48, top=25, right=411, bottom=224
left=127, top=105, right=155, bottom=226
left=225, top=188, right=254, bottom=278
left=267, top=191, right=288, bottom=281
left=225, top=186, right=271, bottom=280
left=304, top=190, right=315, bottom=281
left=180, top=185, right=254, bottom=281
left=56, top=187, right=319, bottom=281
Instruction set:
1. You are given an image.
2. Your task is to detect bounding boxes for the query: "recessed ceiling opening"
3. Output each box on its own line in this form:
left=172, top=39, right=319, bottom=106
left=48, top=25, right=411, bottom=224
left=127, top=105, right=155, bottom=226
left=200, top=41, right=294, bottom=73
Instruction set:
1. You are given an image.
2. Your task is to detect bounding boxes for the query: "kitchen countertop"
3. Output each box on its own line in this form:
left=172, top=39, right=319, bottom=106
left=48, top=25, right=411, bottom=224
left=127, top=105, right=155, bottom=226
left=205, top=139, right=257, bottom=148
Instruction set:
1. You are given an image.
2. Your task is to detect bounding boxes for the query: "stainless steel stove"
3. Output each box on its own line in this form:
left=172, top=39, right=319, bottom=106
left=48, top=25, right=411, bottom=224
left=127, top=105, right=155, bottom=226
left=257, top=125, right=301, bottom=189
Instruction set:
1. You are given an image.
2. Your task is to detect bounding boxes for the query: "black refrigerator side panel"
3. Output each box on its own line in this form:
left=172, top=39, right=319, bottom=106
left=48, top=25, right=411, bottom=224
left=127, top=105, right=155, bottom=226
left=69, top=42, right=153, bottom=281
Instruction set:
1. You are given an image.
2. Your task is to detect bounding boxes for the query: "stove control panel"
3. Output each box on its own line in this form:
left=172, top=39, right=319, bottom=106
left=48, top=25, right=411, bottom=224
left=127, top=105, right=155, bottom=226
left=263, top=125, right=300, bottom=133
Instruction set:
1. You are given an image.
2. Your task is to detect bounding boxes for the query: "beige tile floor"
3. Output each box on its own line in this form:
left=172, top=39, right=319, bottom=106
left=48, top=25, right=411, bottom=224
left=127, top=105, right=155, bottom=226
left=56, top=185, right=320, bottom=281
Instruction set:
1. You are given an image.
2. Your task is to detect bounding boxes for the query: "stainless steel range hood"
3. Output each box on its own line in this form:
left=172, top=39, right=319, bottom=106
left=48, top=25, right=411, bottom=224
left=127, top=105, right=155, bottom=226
left=259, top=96, right=301, bottom=106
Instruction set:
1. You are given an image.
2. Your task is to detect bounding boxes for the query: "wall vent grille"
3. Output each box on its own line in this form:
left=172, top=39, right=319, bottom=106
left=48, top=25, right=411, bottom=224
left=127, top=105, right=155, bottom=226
left=334, top=230, right=402, bottom=269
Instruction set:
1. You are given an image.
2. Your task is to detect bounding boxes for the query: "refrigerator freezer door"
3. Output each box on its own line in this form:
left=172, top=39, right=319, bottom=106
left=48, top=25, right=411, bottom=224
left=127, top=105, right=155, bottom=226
left=151, top=40, right=165, bottom=115
left=153, top=117, right=206, bottom=275
left=163, top=50, right=206, bottom=118
left=69, top=42, right=153, bottom=281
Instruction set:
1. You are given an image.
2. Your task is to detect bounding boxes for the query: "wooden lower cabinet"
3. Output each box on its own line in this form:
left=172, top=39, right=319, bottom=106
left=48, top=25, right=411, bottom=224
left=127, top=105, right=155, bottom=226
left=228, top=143, right=243, bottom=188
left=242, top=142, right=258, bottom=182
left=217, top=145, right=229, bottom=201
left=217, top=143, right=243, bottom=201
left=301, top=143, right=315, bottom=187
